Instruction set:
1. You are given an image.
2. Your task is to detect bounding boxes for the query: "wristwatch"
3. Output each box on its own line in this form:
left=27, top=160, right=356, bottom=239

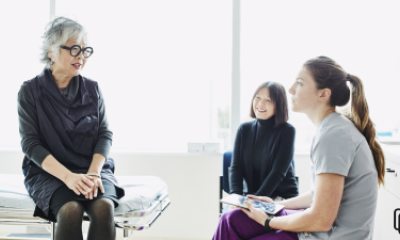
left=264, top=215, right=274, bottom=232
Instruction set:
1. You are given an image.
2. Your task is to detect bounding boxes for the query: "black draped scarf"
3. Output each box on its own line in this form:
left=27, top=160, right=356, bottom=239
left=35, top=69, right=99, bottom=170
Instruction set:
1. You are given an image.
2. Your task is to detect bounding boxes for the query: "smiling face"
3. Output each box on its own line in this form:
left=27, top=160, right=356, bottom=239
left=49, top=38, right=88, bottom=79
left=288, top=67, right=322, bottom=114
left=252, top=87, right=276, bottom=120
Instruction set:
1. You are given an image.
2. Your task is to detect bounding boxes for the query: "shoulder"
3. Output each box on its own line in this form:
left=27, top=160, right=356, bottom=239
left=235, top=121, right=256, bottom=138
left=239, top=120, right=256, bottom=131
left=21, top=73, right=41, bottom=88
left=18, top=75, right=40, bottom=99
left=279, top=122, right=295, bottom=131
left=80, top=75, right=101, bottom=97
left=312, top=114, right=362, bottom=175
left=275, top=122, right=295, bottom=136
left=318, top=114, right=363, bottom=150
left=81, top=75, right=99, bottom=88
left=19, top=80, right=32, bottom=93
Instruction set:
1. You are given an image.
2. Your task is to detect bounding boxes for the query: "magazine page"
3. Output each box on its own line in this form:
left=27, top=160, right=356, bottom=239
left=221, top=193, right=284, bottom=215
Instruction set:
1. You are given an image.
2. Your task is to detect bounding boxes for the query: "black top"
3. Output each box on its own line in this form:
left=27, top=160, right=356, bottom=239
left=18, top=69, right=124, bottom=217
left=229, top=118, right=298, bottom=198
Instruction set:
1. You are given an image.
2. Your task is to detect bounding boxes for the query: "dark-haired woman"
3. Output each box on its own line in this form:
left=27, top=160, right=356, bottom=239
left=214, top=81, right=298, bottom=239
left=229, top=81, right=298, bottom=199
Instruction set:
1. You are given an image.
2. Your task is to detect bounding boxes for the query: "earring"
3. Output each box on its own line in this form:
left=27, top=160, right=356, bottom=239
left=48, top=57, right=54, bottom=65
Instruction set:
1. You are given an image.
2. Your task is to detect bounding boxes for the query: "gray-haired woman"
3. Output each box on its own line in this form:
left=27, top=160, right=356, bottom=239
left=18, top=17, right=124, bottom=240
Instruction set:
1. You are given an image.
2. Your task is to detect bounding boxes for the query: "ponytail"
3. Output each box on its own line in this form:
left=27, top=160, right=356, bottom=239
left=347, top=74, right=385, bottom=185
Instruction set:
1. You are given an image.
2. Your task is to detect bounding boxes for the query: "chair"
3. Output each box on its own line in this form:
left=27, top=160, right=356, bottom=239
left=221, top=151, right=246, bottom=213
left=222, top=151, right=232, bottom=194
left=219, top=151, right=232, bottom=213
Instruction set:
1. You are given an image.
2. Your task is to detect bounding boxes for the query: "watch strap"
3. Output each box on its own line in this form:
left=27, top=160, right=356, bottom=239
left=264, top=215, right=274, bottom=232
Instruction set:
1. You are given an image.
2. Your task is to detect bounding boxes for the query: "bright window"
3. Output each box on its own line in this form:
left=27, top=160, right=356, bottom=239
left=53, top=0, right=231, bottom=152
left=2, top=1, right=398, bottom=153
left=240, top=0, right=400, bottom=152
left=0, top=1, right=48, bottom=150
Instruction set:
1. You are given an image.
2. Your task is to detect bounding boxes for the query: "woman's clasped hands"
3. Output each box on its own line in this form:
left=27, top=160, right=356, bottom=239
left=64, top=172, right=105, bottom=199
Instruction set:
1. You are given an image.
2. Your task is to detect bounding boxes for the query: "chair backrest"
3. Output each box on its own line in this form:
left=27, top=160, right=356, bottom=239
left=222, top=151, right=232, bottom=193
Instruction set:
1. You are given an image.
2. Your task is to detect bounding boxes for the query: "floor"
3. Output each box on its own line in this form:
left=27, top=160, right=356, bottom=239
left=0, top=226, right=183, bottom=240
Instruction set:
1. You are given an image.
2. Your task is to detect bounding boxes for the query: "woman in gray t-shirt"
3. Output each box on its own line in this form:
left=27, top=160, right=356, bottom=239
left=212, top=56, right=385, bottom=240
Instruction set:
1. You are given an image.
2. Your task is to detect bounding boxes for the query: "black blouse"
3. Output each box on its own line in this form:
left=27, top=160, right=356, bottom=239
left=229, top=118, right=298, bottom=198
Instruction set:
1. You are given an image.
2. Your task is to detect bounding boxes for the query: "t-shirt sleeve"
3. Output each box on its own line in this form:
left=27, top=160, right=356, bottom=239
left=313, top=129, right=354, bottom=177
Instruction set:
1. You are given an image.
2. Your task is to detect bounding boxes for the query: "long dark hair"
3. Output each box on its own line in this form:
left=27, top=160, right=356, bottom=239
left=249, top=81, right=288, bottom=127
left=304, top=56, right=385, bottom=185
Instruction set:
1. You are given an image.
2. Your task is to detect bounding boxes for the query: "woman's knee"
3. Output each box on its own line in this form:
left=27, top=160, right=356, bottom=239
left=222, top=208, right=247, bottom=225
left=87, top=198, right=114, bottom=221
left=57, top=201, right=84, bottom=223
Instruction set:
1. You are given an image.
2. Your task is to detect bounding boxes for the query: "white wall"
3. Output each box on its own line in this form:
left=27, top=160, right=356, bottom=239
left=111, top=152, right=221, bottom=240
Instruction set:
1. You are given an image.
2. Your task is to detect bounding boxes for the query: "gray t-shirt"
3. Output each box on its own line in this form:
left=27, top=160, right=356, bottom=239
left=298, top=112, right=378, bottom=240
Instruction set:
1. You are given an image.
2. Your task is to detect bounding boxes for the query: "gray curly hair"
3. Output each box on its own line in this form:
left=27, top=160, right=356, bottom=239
left=40, top=17, right=87, bottom=66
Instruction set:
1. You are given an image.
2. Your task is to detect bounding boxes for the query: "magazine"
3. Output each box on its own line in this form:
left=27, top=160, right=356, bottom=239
left=221, top=193, right=284, bottom=215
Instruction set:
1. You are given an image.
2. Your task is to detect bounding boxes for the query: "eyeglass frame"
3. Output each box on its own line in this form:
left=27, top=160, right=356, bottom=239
left=60, top=45, right=94, bottom=58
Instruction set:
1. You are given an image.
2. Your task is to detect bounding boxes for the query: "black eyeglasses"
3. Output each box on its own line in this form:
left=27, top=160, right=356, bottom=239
left=60, top=45, right=94, bottom=58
